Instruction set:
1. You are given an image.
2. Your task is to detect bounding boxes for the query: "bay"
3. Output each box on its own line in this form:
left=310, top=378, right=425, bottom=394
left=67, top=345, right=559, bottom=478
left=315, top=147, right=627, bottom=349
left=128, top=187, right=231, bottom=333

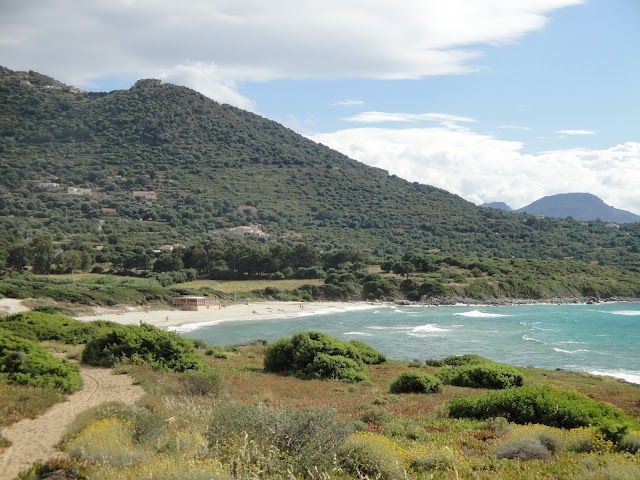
left=180, top=302, right=640, bottom=384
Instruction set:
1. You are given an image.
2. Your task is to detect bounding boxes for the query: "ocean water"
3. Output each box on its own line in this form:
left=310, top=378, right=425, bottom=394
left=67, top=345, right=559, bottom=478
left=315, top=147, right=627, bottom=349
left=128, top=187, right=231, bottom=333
left=177, top=302, right=640, bottom=384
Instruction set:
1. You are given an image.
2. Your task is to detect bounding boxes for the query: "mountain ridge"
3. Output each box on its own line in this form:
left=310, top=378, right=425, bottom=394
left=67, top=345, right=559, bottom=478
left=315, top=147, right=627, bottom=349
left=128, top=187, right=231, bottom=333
left=517, top=192, right=640, bottom=223
left=1, top=66, right=639, bottom=266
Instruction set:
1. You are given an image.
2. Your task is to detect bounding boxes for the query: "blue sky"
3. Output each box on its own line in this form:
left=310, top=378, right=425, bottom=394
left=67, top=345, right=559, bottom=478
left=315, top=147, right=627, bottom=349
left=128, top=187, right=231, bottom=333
left=1, top=0, right=639, bottom=213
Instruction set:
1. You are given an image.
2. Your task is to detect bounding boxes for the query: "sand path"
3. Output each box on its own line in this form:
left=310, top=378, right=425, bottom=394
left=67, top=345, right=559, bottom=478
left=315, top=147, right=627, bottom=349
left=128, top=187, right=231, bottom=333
left=0, top=365, right=144, bottom=480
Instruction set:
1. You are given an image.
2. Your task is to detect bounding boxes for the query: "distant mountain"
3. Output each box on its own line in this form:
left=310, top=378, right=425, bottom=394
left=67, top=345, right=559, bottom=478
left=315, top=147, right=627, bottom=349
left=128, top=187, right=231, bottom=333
left=481, top=202, right=513, bottom=212
left=517, top=193, right=640, bottom=223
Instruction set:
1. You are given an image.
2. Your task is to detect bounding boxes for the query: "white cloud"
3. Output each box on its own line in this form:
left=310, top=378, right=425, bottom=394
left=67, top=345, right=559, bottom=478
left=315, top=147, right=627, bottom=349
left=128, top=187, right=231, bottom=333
left=342, top=111, right=476, bottom=124
left=557, top=129, right=597, bottom=135
left=497, top=125, right=533, bottom=131
left=0, top=0, right=582, bottom=108
left=158, top=62, right=257, bottom=112
left=309, top=126, right=640, bottom=214
left=330, top=99, right=365, bottom=106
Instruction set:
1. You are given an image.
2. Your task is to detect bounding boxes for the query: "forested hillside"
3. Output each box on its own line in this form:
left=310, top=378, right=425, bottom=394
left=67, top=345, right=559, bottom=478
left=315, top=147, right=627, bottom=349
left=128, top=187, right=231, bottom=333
left=1, top=66, right=640, bottom=267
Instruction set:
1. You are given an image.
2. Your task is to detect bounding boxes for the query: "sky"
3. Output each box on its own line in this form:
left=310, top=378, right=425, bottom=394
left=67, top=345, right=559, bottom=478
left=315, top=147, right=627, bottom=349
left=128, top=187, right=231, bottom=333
left=1, top=0, right=639, bottom=213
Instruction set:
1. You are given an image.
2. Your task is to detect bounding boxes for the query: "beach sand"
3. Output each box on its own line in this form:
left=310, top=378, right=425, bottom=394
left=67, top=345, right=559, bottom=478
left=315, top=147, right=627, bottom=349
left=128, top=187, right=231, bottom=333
left=74, top=301, right=379, bottom=330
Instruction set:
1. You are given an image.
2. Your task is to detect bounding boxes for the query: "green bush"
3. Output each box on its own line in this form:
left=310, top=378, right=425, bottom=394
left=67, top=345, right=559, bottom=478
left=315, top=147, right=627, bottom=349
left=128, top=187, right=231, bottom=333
left=82, top=323, right=206, bottom=372
left=390, top=371, right=442, bottom=394
left=441, top=354, right=488, bottom=366
left=0, top=311, right=125, bottom=345
left=446, top=384, right=635, bottom=443
left=263, top=331, right=384, bottom=382
left=0, top=329, right=82, bottom=392
left=436, top=363, right=525, bottom=389
left=349, top=340, right=387, bottom=364
left=305, top=353, right=368, bottom=382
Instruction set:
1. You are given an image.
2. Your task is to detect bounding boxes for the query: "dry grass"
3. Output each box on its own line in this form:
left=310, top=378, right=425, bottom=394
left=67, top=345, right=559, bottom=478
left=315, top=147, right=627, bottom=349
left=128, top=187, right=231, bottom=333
left=10, top=341, right=639, bottom=479
left=0, top=383, right=66, bottom=429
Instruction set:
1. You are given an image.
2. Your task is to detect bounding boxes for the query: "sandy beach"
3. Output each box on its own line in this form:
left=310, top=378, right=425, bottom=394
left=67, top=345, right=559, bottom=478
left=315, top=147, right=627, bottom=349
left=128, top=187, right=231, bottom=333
left=74, top=301, right=380, bottom=330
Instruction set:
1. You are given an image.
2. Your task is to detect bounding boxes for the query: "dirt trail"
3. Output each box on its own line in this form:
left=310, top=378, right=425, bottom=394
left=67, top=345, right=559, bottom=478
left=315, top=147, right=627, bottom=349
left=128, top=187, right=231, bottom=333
left=0, top=365, right=145, bottom=480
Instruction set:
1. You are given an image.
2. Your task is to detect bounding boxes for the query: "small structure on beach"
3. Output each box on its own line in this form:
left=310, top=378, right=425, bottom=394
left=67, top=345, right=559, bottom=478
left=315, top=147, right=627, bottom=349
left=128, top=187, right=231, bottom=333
left=172, top=295, right=221, bottom=311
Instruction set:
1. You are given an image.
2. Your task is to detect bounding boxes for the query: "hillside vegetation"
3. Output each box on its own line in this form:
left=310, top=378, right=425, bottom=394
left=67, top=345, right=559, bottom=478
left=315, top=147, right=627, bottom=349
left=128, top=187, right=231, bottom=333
left=1, top=315, right=637, bottom=479
left=1, top=66, right=640, bottom=269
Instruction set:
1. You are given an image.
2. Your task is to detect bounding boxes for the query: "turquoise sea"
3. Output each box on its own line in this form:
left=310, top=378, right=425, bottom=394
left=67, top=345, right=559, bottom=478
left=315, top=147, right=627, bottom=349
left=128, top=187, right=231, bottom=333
left=176, top=302, right=640, bottom=384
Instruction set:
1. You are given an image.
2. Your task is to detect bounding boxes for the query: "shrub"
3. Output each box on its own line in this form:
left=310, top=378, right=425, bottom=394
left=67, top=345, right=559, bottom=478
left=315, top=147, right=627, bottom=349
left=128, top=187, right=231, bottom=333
left=390, top=371, right=442, bottom=394
left=263, top=331, right=384, bottom=382
left=338, top=431, right=407, bottom=480
left=82, top=323, right=206, bottom=372
left=446, top=384, right=635, bottom=442
left=207, top=402, right=352, bottom=477
left=493, top=426, right=565, bottom=461
left=619, top=431, right=640, bottom=453
left=175, top=370, right=223, bottom=397
left=349, top=340, right=387, bottom=364
left=409, top=446, right=460, bottom=474
left=441, top=354, right=488, bottom=366
left=0, top=311, right=125, bottom=345
left=305, top=353, right=369, bottom=382
left=436, top=363, right=525, bottom=389
left=0, top=329, right=82, bottom=392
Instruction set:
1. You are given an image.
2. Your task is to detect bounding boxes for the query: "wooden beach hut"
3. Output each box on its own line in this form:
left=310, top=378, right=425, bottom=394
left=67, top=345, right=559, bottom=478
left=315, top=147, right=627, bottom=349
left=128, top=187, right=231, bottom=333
left=172, top=295, right=221, bottom=311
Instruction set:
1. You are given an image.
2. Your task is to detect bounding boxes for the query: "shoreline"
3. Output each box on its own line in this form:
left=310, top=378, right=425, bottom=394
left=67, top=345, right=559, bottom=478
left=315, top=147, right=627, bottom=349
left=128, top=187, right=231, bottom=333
left=73, top=301, right=382, bottom=330
left=69, top=296, right=640, bottom=332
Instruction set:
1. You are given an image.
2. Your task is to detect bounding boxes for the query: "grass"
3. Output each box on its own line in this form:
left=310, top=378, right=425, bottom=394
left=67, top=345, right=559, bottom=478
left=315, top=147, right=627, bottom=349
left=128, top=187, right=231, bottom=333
left=5, top=340, right=640, bottom=479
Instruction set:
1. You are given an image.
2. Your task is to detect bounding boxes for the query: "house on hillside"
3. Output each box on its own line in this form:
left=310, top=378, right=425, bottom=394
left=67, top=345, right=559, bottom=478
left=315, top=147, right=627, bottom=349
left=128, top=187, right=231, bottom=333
left=172, top=296, right=221, bottom=311
left=67, top=187, right=91, bottom=196
left=132, top=191, right=157, bottom=200
left=209, top=225, right=268, bottom=238
left=39, top=182, right=60, bottom=188
left=101, top=208, right=117, bottom=216
left=229, top=225, right=267, bottom=237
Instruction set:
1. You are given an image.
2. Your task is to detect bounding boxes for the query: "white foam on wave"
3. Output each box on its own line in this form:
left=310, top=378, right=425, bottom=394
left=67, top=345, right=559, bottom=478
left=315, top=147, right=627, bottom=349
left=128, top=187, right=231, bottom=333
left=367, top=325, right=413, bottom=331
left=557, top=340, right=586, bottom=345
left=553, top=347, right=590, bottom=354
left=588, top=369, right=640, bottom=385
left=297, top=304, right=378, bottom=317
left=522, top=335, right=542, bottom=343
left=609, top=310, right=640, bottom=316
left=411, top=324, right=451, bottom=333
left=168, top=320, right=225, bottom=333
left=454, top=310, right=510, bottom=318
left=343, top=331, right=372, bottom=336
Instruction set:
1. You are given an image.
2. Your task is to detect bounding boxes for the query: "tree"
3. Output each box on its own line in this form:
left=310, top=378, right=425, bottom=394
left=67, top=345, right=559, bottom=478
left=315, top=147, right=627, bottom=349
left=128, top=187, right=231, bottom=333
left=60, top=250, right=81, bottom=273
left=392, top=261, right=415, bottom=278
left=153, top=253, right=184, bottom=272
left=7, top=244, right=29, bottom=271
left=29, top=234, right=55, bottom=275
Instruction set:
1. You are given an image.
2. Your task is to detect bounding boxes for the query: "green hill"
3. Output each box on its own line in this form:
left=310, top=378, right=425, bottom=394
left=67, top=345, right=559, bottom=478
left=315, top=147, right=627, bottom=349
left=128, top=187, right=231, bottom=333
left=1, top=66, right=639, bottom=266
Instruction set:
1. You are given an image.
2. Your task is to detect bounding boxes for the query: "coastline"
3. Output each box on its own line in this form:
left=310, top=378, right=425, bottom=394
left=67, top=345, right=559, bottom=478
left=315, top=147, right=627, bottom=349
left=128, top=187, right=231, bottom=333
left=73, top=300, right=381, bottom=330
left=69, top=295, right=640, bottom=332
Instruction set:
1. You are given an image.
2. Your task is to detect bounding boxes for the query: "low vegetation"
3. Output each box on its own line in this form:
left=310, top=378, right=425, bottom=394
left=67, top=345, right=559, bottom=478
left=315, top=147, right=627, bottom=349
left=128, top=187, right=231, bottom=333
left=389, top=371, right=442, bottom=394
left=1, top=313, right=638, bottom=479
left=263, top=331, right=386, bottom=382
left=436, top=360, right=526, bottom=389
left=0, top=329, right=81, bottom=392
left=82, top=323, right=206, bottom=372
left=447, top=384, right=637, bottom=442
